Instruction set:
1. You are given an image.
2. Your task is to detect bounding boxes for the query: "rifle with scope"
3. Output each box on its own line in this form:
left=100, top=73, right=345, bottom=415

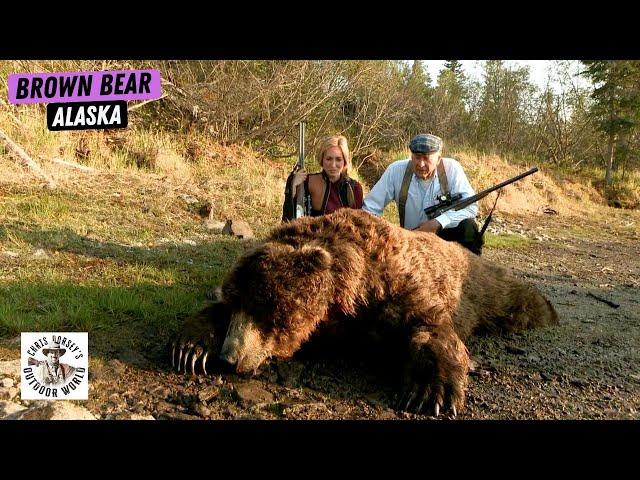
left=424, top=167, right=539, bottom=220
left=281, top=122, right=311, bottom=222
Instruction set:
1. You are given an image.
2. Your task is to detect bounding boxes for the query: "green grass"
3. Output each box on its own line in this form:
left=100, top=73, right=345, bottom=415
left=0, top=282, right=196, bottom=335
left=0, top=180, right=251, bottom=349
left=0, top=239, right=248, bottom=351
left=484, top=232, right=534, bottom=249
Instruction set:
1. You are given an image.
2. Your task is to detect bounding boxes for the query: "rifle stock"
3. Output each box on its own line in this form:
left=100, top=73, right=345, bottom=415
left=425, top=167, right=539, bottom=220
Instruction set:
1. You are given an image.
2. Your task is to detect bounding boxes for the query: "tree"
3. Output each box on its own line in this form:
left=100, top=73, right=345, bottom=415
left=444, top=60, right=465, bottom=81
left=429, top=60, right=470, bottom=143
left=402, top=61, right=433, bottom=136
left=474, top=60, right=537, bottom=154
left=582, top=60, right=640, bottom=186
left=531, top=61, right=595, bottom=167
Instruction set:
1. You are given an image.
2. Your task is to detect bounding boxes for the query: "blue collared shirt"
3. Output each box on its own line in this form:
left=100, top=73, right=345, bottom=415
left=362, top=158, right=478, bottom=230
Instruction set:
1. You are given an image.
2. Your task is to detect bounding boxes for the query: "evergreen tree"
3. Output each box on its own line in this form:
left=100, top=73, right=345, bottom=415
left=582, top=60, right=640, bottom=186
left=444, top=60, right=464, bottom=81
left=475, top=60, right=536, bottom=153
left=430, top=61, right=470, bottom=142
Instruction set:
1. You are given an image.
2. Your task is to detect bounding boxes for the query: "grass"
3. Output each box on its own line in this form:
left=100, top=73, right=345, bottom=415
left=0, top=165, right=252, bottom=348
left=0, top=282, right=195, bottom=335
left=0, top=229, right=249, bottom=348
left=484, top=232, right=534, bottom=249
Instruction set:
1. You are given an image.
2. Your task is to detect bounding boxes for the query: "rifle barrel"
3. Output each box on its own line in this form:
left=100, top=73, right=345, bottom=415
left=453, top=167, right=538, bottom=211
left=295, top=122, right=306, bottom=218
left=298, top=122, right=305, bottom=169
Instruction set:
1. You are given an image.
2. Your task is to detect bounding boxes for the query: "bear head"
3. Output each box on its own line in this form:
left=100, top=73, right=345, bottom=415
left=218, top=241, right=334, bottom=374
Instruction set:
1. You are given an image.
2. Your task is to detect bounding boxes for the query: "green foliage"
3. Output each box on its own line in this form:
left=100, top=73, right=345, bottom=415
left=580, top=61, right=640, bottom=186
left=3, top=59, right=640, bottom=201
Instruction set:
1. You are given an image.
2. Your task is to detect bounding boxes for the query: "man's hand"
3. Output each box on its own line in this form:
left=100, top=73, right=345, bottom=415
left=413, top=219, right=442, bottom=233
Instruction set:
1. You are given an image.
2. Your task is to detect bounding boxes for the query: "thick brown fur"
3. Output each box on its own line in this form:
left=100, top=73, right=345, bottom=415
left=177, top=209, right=558, bottom=415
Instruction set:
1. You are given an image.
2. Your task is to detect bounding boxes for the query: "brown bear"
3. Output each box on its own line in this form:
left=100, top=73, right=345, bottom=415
left=171, top=208, right=559, bottom=416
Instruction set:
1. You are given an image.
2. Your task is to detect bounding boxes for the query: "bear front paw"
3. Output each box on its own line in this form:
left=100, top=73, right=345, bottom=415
left=171, top=330, right=220, bottom=376
left=169, top=304, right=229, bottom=375
left=397, top=372, right=466, bottom=417
left=397, top=327, right=469, bottom=417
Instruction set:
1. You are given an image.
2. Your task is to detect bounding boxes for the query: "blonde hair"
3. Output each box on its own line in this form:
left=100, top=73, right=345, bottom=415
left=316, top=135, right=352, bottom=175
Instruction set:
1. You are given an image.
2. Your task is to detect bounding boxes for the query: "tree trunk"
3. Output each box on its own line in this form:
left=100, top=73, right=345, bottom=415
left=605, top=131, right=616, bottom=187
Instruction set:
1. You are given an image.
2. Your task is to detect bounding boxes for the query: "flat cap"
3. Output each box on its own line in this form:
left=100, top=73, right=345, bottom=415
left=409, top=133, right=443, bottom=154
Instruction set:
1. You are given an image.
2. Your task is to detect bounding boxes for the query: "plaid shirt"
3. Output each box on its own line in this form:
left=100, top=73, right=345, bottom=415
left=362, top=158, right=478, bottom=230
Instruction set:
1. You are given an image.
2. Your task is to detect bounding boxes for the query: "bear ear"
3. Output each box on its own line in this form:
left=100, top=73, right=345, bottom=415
left=291, top=245, right=333, bottom=273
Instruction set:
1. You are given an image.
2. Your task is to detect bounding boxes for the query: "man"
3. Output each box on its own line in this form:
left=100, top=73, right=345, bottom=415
left=363, top=133, right=484, bottom=255
left=34, top=341, right=76, bottom=387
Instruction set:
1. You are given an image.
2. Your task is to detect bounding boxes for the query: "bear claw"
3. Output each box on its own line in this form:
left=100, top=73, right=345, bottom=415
left=176, top=345, right=184, bottom=373
left=171, top=338, right=214, bottom=376
left=190, top=345, right=204, bottom=375
left=201, top=351, right=209, bottom=375
left=181, top=342, right=194, bottom=372
left=397, top=384, right=459, bottom=417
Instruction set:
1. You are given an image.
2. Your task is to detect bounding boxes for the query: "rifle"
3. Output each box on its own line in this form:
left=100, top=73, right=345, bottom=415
left=424, top=167, right=539, bottom=220
left=294, top=121, right=309, bottom=218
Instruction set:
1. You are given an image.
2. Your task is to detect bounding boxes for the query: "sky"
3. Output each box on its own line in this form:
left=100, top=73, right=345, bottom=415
left=422, top=60, right=556, bottom=89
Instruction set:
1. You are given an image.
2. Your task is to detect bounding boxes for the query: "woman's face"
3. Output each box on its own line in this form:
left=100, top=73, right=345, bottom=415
left=322, top=146, right=345, bottom=181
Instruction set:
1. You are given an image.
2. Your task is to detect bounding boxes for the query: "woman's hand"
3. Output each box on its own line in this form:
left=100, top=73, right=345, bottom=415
left=292, top=169, right=308, bottom=188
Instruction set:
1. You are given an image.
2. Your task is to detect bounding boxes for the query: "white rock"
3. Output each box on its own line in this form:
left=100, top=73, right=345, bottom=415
left=2, top=251, right=19, bottom=258
left=128, top=414, right=156, bottom=420
left=5, top=401, right=96, bottom=420
left=0, top=401, right=27, bottom=418
left=1, top=378, right=14, bottom=388
left=0, top=360, right=20, bottom=377
left=179, top=194, right=199, bottom=204
left=32, top=249, right=49, bottom=258
left=204, top=220, right=226, bottom=232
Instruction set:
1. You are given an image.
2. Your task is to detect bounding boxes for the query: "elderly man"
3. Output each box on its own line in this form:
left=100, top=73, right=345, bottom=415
left=363, top=133, right=484, bottom=255
left=34, top=341, right=76, bottom=387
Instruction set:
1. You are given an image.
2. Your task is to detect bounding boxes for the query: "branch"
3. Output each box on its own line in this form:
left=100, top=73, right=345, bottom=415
left=46, top=157, right=96, bottom=172
left=587, top=292, right=620, bottom=309
left=0, top=128, right=56, bottom=188
left=128, top=94, right=168, bottom=112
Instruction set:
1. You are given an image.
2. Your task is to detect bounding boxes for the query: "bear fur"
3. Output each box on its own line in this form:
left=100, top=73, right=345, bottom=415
left=173, top=209, right=559, bottom=416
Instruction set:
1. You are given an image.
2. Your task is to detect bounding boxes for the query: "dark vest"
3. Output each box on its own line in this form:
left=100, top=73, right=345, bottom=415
left=281, top=170, right=357, bottom=222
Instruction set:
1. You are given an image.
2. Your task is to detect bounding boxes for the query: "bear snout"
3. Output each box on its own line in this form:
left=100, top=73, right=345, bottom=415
left=220, top=311, right=270, bottom=374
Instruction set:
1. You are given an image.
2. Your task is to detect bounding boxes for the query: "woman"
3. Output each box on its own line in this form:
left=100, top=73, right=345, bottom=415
left=282, top=135, right=363, bottom=221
